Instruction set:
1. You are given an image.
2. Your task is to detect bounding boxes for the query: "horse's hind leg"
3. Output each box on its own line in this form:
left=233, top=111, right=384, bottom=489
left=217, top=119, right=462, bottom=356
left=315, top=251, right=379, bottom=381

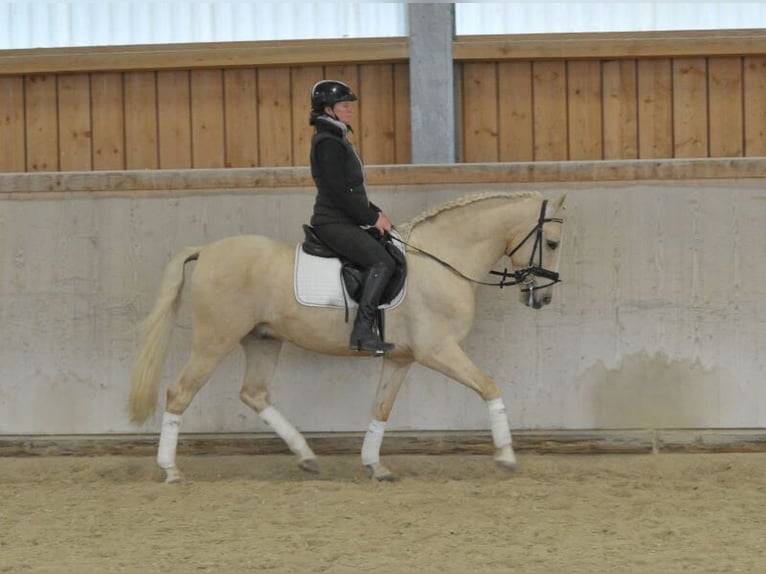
left=362, top=357, right=413, bottom=481
left=158, top=346, right=234, bottom=483
left=239, top=335, right=318, bottom=474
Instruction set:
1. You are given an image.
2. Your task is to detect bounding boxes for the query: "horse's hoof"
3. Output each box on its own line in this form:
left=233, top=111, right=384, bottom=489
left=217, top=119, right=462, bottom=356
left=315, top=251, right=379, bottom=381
left=494, top=450, right=517, bottom=472
left=298, top=458, right=319, bottom=474
left=495, top=458, right=517, bottom=472
left=367, top=463, right=396, bottom=482
left=494, top=445, right=517, bottom=472
left=164, top=467, right=185, bottom=484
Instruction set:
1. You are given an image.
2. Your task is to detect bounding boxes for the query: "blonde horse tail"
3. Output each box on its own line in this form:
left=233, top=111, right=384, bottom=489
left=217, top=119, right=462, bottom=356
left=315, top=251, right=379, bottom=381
left=128, top=246, right=203, bottom=424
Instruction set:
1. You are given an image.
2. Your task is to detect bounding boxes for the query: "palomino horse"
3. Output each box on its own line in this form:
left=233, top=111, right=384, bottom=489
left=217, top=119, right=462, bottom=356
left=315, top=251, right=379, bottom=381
left=128, top=191, right=566, bottom=482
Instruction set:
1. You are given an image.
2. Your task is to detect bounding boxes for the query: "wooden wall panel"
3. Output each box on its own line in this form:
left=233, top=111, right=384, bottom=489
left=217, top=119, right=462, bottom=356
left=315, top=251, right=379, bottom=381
left=673, top=58, right=708, bottom=158
left=744, top=56, right=766, bottom=157
left=0, top=76, right=26, bottom=172
left=567, top=60, right=603, bottom=160
left=290, top=66, right=322, bottom=167
left=157, top=71, right=191, bottom=169
left=25, top=75, right=58, bottom=171
left=256, top=67, right=292, bottom=167
left=533, top=61, right=567, bottom=160
left=124, top=72, right=158, bottom=169
left=191, top=70, right=225, bottom=169
left=3, top=36, right=766, bottom=173
left=602, top=60, right=638, bottom=159
left=393, top=63, right=411, bottom=164
left=498, top=61, right=533, bottom=162
left=462, top=62, right=498, bottom=162
left=708, top=58, right=743, bottom=157
left=223, top=68, right=259, bottom=168
left=57, top=74, right=92, bottom=171
left=91, top=73, right=124, bottom=170
left=637, top=59, right=673, bottom=159
left=360, top=64, right=396, bottom=165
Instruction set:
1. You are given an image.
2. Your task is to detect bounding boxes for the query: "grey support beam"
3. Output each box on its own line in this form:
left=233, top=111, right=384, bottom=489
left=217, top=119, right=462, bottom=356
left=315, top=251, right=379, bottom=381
left=408, top=3, right=457, bottom=164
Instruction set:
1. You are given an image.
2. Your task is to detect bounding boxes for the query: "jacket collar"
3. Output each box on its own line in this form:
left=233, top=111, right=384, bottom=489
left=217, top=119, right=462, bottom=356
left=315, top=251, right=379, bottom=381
left=315, top=115, right=350, bottom=139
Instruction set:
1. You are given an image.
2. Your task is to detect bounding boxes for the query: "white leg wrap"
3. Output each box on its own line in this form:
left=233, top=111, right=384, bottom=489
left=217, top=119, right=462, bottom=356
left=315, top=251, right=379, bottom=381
left=260, top=406, right=313, bottom=459
left=157, top=411, right=182, bottom=469
left=487, top=398, right=512, bottom=449
left=361, top=419, right=387, bottom=466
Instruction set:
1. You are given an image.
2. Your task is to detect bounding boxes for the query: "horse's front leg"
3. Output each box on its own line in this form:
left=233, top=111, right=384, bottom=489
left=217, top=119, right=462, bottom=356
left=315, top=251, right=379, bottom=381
left=415, top=341, right=516, bottom=471
left=362, top=357, right=413, bottom=481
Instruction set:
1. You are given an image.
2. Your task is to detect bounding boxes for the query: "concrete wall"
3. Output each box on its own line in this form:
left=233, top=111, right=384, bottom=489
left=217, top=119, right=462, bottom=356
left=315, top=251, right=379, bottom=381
left=2, top=167, right=765, bottom=435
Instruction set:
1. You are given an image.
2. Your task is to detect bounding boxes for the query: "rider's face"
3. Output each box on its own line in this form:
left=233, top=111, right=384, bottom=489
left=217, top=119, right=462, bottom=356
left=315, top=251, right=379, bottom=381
left=330, top=101, right=353, bottom=125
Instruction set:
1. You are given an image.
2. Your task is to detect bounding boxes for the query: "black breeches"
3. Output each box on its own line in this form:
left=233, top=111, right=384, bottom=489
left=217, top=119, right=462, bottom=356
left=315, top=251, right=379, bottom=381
left=313, top=223, right=396, bottom=274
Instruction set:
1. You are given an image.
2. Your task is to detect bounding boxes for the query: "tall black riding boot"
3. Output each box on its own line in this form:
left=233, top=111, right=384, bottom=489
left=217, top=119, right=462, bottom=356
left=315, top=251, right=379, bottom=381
left=349, top=262, right=395, bottom=354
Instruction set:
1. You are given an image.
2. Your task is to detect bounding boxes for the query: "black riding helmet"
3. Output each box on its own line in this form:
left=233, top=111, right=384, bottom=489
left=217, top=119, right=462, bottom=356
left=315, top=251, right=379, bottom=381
left=310, top=80, right=357, bottom=117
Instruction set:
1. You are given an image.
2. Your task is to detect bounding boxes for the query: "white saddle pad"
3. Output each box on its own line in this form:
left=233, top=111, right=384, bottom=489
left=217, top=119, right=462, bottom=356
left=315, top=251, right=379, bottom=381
left=294, top=233, right=406, bottom=310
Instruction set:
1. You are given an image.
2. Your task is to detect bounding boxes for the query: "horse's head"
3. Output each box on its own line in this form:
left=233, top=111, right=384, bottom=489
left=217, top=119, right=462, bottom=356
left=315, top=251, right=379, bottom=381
left=506, top=194, right=566, bottom=309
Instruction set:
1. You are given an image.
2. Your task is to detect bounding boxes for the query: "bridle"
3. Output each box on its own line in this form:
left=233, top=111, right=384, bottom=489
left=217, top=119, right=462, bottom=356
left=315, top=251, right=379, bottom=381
left=391, top=199, right=563, bottom=293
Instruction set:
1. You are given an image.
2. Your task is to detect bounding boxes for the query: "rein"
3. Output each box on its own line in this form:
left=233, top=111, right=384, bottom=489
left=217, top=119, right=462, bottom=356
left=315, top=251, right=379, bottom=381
left=390, top=199, right=563, bottom=292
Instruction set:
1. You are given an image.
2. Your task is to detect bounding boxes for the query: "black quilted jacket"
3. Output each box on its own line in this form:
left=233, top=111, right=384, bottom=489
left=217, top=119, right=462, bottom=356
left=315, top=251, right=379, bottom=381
left=309, top=116, right=381, bottom=227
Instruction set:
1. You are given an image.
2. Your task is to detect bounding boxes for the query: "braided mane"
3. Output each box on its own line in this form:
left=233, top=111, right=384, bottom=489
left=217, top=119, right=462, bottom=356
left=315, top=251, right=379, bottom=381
left=399, top=190, right=541, bottom=236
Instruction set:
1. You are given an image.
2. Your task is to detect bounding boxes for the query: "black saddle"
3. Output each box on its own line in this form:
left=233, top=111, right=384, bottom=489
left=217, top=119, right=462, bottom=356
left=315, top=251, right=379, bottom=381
left=301, top=224, right=407, bottom=306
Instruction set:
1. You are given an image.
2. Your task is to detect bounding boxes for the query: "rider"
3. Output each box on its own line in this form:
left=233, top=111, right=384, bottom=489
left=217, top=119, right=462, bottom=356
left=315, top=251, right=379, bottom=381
left=308, top=79, right=396, bottom=355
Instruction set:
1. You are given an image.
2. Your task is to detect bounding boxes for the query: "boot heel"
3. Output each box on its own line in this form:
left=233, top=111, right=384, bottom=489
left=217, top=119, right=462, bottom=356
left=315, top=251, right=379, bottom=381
left=349, top=338, right=394, bottom=354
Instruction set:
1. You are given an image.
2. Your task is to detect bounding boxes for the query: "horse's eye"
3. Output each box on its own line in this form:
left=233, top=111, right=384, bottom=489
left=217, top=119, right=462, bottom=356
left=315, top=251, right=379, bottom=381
left=546, top=240, right=559, bottom=250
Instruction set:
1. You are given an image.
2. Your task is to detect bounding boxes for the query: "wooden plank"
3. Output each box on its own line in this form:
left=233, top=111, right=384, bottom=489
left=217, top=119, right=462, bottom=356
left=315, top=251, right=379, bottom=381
left=656, top=429, right=766, bottom=453
left=637, top=59, right=673, bottom=159
left=0, top=429, right=657, bottom=457
left=9, top=429, right=766, bottom=458
left=156, top=70, right=191, bottom=169
left=25, top=74, right=59, bottom=172
left=744, top=56, right=766, bottom=156
left=672, top=57, right=709, bottom=158
left=124, top=72, right=158, bottom=169
left=57, top=73, right=92, bottom=171
left=497, top=61, right=533, bottom=161
left=708, top=57, right=744, bottom=157
left=532, top=61, right=568, bottom=160
left=514, top=430, right=655, bottom=454
left=0, top=38, right=410, bottom=76
left=4, top=31, right=766, bottom=76
left=323, top=64, right=360, bottom=90
left=290, top=66, right=322, bottom=168
left=256, top=67, right=292, bottom=167
left=0, top=76, right=26, bottom=171
left=567, top=60, right=603, bottom=160
left=8, top=429, right=766, bottom=457
left=7, top=158, right=764, bottom=198
left=602, top=59, right=638, bottom=159
left=392, top=62, right=411, bottom=164
left=224, top=68, right=259, bottom=168
left=191, top=69, right=225, bottom=169
left=91, top=73, right=124, bottom=170
left=454, top=29, right=766, bottom=62
left=359, top=64, right=396, bottom=165
left=461, top=62, right=498, bottom=162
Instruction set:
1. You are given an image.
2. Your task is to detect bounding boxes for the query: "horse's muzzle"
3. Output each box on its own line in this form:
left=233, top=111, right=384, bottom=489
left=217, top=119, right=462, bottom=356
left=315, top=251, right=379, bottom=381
left=520, top=288, right=553, bottom=309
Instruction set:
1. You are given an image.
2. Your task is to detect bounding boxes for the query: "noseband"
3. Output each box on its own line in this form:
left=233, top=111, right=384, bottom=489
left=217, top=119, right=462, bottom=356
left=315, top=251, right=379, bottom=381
left=392, top=199, right=563, bottom=291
